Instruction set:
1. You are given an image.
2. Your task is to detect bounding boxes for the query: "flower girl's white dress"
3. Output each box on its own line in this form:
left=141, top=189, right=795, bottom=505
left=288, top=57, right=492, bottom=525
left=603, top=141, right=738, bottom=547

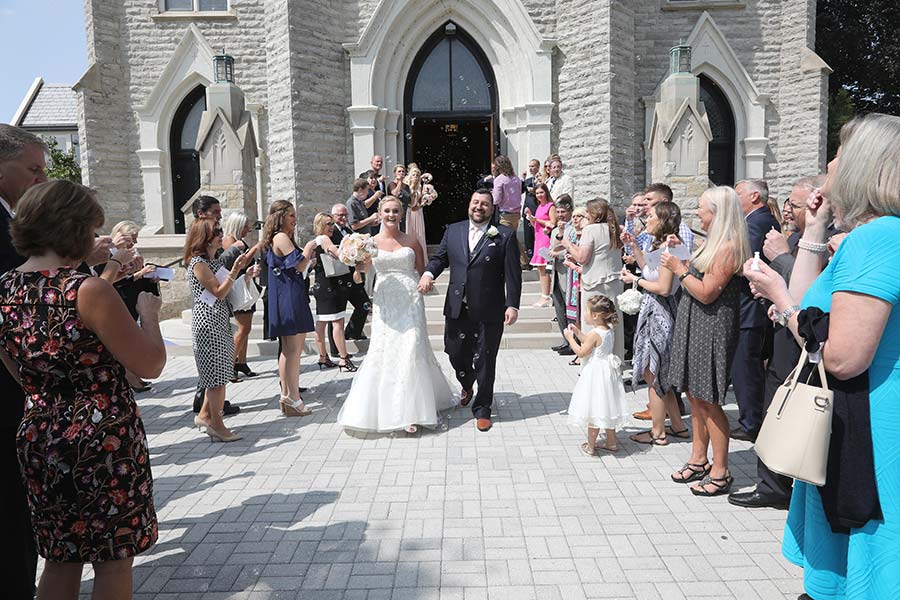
left=567, top=328, right=630, bottom=429
left=337, top=247, right=456, bottom=432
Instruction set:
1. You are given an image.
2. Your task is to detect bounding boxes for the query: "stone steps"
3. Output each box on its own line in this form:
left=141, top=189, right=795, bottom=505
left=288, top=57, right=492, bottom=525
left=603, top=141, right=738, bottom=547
left=162, top=268, right=563, bottom=357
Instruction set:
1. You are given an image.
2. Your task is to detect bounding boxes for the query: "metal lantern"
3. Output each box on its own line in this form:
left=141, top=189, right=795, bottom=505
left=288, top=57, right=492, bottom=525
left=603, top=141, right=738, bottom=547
left=669, top=43, right=692, bottom=75
left=213, top=50, right=235, bottom=83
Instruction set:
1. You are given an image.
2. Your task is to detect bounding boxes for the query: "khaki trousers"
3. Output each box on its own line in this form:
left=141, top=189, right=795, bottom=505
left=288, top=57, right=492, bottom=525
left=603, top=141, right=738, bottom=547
left=498, top=212, right=527, bottom=267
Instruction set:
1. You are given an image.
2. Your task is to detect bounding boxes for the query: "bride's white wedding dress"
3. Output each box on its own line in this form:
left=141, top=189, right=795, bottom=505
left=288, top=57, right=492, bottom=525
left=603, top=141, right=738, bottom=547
left=337, top=246, right=456, bottom=432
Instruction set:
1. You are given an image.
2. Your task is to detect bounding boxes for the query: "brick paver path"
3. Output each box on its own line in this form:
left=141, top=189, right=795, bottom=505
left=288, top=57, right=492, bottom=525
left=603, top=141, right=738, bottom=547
left=70, top=350, right=803, bottom=599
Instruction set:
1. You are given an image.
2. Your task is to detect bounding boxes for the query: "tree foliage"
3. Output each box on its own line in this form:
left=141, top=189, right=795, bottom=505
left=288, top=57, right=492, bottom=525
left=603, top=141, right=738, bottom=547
left=44, top=137, right=82, bottom=183
left=816, top=1, right=900, bottom=158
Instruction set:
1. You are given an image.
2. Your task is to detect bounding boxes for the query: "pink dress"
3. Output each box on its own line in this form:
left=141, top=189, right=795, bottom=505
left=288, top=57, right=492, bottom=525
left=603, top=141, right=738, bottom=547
left=530, top=202, right=553, bottom=266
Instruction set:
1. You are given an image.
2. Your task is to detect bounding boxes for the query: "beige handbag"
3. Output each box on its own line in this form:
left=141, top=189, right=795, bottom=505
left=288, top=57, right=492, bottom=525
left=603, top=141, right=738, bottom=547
left=755, top=348, right=834, bottom=486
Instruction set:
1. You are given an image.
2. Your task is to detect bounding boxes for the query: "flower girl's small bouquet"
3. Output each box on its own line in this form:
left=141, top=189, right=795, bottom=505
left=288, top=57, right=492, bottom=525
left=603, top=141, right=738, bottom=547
left=338, top=233, right=378, bottom=266
left=421, top=173, right=439, bottom=206
left=616, top=280, right=643, bottom=315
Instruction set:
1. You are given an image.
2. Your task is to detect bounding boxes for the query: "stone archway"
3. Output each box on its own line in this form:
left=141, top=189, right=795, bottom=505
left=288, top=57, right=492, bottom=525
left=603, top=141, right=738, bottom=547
left=344, top=0, right=556, bottom=176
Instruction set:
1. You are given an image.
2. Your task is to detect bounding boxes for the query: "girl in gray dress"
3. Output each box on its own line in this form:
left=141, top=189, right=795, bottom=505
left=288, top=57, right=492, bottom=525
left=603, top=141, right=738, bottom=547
left=661, top=186, right=749, bottom=497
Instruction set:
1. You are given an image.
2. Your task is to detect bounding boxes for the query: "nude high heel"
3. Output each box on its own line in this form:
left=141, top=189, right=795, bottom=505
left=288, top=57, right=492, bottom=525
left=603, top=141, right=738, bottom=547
left=280, top=395, right=312, bottom=417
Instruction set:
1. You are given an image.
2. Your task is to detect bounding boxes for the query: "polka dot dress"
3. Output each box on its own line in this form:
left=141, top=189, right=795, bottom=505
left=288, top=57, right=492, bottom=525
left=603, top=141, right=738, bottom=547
left=188, top=255, right=234, bottom=388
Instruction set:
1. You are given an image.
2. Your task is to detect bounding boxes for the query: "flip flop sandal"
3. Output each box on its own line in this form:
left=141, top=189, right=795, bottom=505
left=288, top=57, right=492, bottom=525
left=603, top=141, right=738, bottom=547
left=595, top=445, right=619, bottom=453
left=630, top=430, right=668, bottom=445
left=665, top=425, right=691, bottom=439
left=580, top=442, right=597, bottom=457
left=690, top=472, right=734, bottom=497
left=671, top=461, right=710, bottom=483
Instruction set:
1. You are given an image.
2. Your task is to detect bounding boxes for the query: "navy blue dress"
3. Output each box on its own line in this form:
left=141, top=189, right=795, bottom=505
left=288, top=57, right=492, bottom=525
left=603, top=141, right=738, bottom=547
left=267, top=247, right=315, bottom=337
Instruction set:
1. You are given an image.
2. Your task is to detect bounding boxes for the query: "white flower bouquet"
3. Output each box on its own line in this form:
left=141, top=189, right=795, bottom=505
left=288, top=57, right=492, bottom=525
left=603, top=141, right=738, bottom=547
left=616, top=279, right=643, bottom=315
left=338, top=233, right=378, bottom=266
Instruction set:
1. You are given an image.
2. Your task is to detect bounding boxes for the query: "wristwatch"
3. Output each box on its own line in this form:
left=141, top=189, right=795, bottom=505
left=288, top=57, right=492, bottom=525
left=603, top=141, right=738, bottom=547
left=776, top=305, right=801, bottom=327
left=555, top=233, right=564, bottom=241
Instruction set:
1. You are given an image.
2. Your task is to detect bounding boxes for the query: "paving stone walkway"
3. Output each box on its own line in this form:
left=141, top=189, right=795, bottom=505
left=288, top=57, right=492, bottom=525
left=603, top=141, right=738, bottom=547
left=71, top=350, right=803, bottom=599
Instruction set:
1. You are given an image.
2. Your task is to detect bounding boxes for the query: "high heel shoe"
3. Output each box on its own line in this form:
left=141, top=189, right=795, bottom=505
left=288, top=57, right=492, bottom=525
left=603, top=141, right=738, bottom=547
left=193, top=415, right=210, bottom=432
left=234, top=362, right=258, bottom=377
left=205, top=425, right=242, bottom=443
left=280, top=395, right=313, bottom=417
left=338, top=356, right=358, bottom=373
left=317, top=355, right=337, bottom=370
left=531, top=294, right=552, bottom=308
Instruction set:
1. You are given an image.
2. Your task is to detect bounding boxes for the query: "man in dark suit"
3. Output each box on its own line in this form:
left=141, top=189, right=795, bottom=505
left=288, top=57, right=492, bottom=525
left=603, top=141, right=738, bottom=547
left=418, top=189, right=523, bottom=431
left=0, top=123, right=48, bottom=600
left=731, top=180, right=780, bottom=442
left=329, top=203, right=370, bottom=342
left=729, top=176, right=826, bottom=509
left=521, top=158, right=540, bottom=268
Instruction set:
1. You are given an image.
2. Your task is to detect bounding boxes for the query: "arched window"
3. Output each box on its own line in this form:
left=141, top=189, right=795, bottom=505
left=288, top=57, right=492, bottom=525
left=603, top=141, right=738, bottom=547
left=699, top=74, right=736, bottom=186
left=403, top=22, right=498, bottom=243
left=169, top=85, right=206, bottom=234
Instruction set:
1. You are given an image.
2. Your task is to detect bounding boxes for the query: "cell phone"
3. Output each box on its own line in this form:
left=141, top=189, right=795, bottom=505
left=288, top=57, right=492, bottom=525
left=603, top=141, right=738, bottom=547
left=253, top=220, right=264, bottom=230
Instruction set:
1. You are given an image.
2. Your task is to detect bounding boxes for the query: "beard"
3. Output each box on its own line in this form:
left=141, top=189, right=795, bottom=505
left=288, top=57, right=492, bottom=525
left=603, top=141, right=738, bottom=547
left=469, top=209, right=490, bottom=224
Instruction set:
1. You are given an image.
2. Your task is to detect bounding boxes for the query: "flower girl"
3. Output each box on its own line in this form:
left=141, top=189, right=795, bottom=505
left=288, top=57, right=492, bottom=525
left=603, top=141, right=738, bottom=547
left=564, top=295, right=630, bottom=455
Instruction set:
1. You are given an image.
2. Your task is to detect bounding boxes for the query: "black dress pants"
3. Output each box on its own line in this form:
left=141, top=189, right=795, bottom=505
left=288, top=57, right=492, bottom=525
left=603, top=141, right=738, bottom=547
left=343, top=278, right=371, bottom=339
left=444, top=307, right=504, bottom=420
left=732, top=325, right=767, bottom=434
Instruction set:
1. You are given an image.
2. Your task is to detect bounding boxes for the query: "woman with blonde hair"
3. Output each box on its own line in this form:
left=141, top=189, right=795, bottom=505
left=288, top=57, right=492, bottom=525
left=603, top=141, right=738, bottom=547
left=661, top=185, right=750, bottom=496
left=263, top=200, right=316, bottom=416
left=557, top=197, right=624, bottom=358
left=220, top=209, right=261, bottom=380
left=742, top=113, right=900, bottom=599
left=404, top=167, right=428, bottom=255
left=309, top=211, right=357, bottom=372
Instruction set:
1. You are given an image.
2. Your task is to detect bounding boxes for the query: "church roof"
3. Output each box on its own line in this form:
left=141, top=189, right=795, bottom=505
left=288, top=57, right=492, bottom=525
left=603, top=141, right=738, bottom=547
left=12, top=78, right=78, bottom=130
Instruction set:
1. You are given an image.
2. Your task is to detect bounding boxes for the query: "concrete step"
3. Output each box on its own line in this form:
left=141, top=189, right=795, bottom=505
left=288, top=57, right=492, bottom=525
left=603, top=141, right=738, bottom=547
left=161, top=318, right=563, bottom=358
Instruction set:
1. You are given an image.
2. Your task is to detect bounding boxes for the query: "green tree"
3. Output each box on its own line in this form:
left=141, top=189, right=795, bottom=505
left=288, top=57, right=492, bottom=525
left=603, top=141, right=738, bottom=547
left=44, top=136, right=82, bottom=183
left=816, top=0, right=900, bottom=157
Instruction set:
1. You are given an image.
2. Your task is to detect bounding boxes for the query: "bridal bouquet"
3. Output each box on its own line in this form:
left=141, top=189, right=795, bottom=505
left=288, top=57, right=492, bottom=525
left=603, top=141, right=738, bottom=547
left=338, top=233, right=378, bottom=266
left=422, top=173, right=438, bottom=206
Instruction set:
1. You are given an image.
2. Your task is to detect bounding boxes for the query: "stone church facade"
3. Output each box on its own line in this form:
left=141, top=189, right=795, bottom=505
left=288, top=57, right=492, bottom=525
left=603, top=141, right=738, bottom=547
left=76, top=0, right=829, bottom=248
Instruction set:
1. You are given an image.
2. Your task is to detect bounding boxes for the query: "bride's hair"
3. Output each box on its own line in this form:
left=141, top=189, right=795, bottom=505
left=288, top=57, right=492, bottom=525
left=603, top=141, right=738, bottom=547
left=378, top=195, right=402, bottom=212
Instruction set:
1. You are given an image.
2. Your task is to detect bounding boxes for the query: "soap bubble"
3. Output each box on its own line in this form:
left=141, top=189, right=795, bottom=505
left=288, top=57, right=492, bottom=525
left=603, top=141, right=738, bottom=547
left=462, top=137, right=468, bottom=143
left=459, top=333, right=466, bottom=339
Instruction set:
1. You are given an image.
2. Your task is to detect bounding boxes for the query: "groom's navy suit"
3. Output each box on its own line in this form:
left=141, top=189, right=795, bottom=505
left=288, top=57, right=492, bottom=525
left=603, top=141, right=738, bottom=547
left=425, top=221, right=522, bottom=419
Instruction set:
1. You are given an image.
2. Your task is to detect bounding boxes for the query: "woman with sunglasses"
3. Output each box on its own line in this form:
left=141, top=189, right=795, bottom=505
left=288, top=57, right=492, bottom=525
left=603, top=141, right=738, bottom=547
left=183, top=218, right=258, bottom=442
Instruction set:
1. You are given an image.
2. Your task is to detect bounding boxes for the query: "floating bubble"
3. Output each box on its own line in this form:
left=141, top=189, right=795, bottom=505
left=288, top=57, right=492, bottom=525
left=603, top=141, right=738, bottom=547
left=272, top=267, right=282, bottom=276
left=362, top=302, right=372, bottom=311
left=473, top=353, right=480, bottom=361
left=406, top=133, right=412, bottom=139
left=461, top=137, right=468, bottom=143
left=485, top=256, right=491, bottom=262
left=459, top=75, right=465, bottom=81
left=458, top=370, right=467, bottom=378
left=459, top=333, right=466, bottom=339
left=473, top=332, right=479, bottom=338
left=460, top=99, right=468, bottom=105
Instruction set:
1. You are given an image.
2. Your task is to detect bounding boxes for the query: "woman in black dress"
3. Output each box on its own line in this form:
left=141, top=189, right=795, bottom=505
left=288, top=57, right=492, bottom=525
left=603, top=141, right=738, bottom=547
left=220, top=210, right=261, bottom=380
left=661, top=186, right=749, bottom=497
left=310, top=212, right=357, bottom=372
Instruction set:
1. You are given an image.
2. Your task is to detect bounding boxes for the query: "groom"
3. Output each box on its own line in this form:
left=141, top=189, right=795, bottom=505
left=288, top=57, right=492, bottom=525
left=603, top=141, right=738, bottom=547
left=418, top=189, right=523, bottom=431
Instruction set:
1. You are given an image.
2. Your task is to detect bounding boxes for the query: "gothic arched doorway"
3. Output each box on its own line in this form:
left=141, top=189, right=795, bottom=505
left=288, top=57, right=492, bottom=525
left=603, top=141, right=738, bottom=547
left=699, top=74, right=736, bottom=186
left=169, top=85, right=206, bottom=233
left=404, top=21, right=499, bottom=243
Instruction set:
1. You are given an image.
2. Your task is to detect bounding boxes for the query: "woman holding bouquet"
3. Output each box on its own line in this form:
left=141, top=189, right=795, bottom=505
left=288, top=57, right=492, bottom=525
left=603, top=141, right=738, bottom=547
left=310, top=212, right=356, bottom=372
left=337, top=196, right=456, bottom=434
left=405, top=167, right=428, bottom=256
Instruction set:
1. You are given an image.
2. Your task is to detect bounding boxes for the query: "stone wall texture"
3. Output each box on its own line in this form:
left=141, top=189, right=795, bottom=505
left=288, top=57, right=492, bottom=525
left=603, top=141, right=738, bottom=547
left=80, top=0, right=825, bottom=232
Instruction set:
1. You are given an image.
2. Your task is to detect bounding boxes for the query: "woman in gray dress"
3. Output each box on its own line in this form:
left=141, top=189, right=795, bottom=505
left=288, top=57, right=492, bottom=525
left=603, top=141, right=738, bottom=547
left=661, top=186, right=749, bottom=497
left=620, top=201, right=689, bottom=446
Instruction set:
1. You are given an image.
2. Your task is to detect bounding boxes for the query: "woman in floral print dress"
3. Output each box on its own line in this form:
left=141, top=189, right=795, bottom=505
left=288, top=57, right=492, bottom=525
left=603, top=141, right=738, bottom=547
left=0, top=181, right=166, bottom=599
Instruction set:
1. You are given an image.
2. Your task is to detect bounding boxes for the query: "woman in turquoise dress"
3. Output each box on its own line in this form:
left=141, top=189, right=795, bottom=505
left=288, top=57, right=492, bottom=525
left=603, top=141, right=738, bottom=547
left=744, top=113, right=900, bottom=599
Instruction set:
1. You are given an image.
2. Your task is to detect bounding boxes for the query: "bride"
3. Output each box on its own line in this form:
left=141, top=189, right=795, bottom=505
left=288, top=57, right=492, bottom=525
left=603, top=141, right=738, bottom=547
left=337, top=196, right=457, bottom=433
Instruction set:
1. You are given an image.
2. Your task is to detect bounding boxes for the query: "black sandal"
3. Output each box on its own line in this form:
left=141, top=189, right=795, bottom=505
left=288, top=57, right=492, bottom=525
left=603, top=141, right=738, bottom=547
left=338, top=356, right=358, bottom=373
left=318, top=355, right=337, bottom=370
left=671, top=461, right=710, bottom=483
left=665, top=425, right=690, bottom=439
left=690, top=471, right=734, bottom=497
left=630, top=430, right=668, bottom=446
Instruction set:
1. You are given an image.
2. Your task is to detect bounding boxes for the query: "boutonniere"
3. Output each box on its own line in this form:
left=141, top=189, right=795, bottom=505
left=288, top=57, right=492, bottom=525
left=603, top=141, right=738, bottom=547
left=486, top=226, right=500, bottom=238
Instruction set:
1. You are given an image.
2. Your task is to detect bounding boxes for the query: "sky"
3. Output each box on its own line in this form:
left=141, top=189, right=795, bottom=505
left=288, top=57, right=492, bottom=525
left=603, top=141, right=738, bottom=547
left=0, top=0, right=87, bottom=123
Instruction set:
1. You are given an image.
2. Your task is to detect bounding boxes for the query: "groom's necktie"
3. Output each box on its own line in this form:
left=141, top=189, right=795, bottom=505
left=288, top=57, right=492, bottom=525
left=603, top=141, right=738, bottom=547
left=469, top=224, right=482, bottom=255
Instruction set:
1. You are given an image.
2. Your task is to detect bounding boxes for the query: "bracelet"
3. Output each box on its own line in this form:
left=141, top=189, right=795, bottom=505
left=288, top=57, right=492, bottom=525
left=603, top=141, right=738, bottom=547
left=228, top=274, right=238, bottom=282
left=678, top=271, right=690, bottom=282
left=109, top=258, right=123, bottom=266
left=798, top=239, right=828, bottom=253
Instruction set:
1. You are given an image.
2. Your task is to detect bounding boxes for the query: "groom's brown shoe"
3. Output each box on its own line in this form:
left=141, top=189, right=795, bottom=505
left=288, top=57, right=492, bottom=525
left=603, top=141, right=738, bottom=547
left=460, top=389, right=473, bottom=407
left=476, top=418, right=492, bottom=432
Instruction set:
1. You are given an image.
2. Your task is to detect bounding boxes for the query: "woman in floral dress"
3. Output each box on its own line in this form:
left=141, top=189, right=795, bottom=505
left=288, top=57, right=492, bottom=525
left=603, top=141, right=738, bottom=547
left=0, top=180, right=166, bottom=599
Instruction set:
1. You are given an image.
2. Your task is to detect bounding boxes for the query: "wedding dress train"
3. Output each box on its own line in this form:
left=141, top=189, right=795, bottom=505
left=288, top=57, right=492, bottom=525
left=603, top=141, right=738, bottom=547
left=337, top=247, right=456, bottom=432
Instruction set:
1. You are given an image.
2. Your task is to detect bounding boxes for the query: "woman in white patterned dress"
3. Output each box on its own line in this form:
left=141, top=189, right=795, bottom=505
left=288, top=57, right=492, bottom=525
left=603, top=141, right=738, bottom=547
left=337, top=196, right=456, bottom=433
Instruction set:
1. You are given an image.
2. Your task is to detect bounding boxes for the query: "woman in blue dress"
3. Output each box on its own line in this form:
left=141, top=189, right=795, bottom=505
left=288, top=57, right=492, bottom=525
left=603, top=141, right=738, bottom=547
left=745, top=113, right=900, bottom=599
left=262, top=200, right=316, bottom=417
